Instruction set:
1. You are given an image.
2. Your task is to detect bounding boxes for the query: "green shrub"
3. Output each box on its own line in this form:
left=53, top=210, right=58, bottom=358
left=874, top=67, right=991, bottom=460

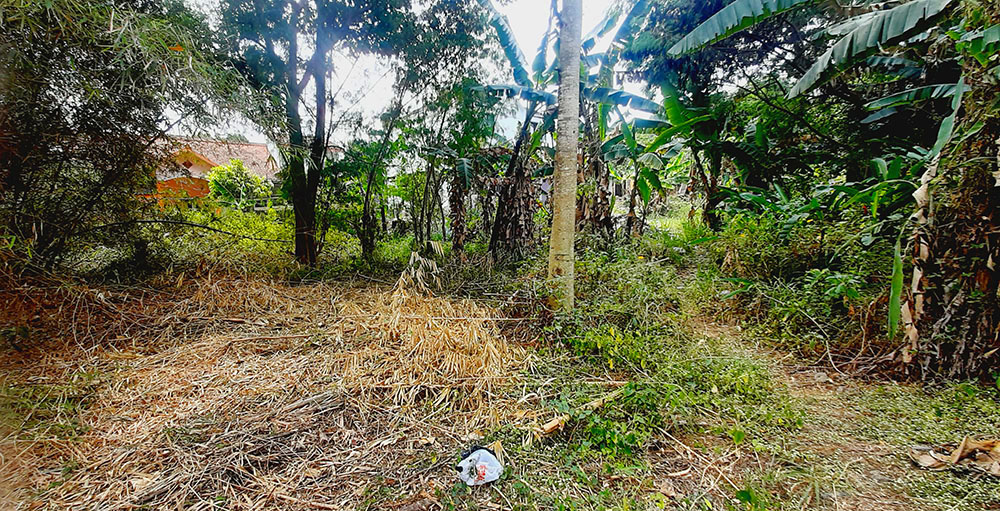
left=549, top=324, right=803, bottom=456
left=206, top=159, right=271, bottom=210
left=572, top=243, right=681, bottom=330
left=711, top=213, right=787, bottom=280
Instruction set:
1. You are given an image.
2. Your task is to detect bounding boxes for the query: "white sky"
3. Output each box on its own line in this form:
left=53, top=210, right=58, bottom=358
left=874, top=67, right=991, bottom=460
left=181, top=0, right=621, bottom=144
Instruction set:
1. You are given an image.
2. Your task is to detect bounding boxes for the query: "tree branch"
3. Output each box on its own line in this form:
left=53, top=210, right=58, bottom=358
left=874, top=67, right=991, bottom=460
left=91, top=219, right=292, bottom=243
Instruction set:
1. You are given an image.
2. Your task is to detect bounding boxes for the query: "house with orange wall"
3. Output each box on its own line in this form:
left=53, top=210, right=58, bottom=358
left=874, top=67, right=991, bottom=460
left=156, top=137, right=281, bottom=199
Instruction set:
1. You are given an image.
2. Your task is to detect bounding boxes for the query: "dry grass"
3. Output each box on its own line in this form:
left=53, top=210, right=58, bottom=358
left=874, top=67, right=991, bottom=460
left=0, top=274, right=532, bottom=510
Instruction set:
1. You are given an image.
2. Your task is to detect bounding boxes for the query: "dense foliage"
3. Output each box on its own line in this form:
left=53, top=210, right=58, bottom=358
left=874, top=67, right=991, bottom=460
left=3, top=0, right=998, bottom=382
left=0, top=0, right=256, bottom=268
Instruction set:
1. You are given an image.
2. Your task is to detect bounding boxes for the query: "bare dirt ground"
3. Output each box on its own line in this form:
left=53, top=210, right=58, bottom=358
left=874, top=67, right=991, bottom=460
left=2, top=280, right=997, bottom=510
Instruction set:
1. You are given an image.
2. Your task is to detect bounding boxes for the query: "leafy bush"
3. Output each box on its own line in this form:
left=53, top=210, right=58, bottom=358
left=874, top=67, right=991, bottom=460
left=571, top=241, right=682, bottom=329
left=711, top=213, right=788, bottom=280
left=206, top=159, right=271, bottom=210
left=545, top=318, right=803, bottom=457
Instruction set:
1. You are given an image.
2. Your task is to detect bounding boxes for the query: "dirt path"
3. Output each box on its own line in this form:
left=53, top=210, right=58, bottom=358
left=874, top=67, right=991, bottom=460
left=682, top=321, right=1000, bottom=511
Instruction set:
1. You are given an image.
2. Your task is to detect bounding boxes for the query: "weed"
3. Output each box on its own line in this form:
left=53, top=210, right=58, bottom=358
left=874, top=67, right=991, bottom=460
left=849, top=382, right=1000, bottom=447
left=0, top=379, right=95, bottom=440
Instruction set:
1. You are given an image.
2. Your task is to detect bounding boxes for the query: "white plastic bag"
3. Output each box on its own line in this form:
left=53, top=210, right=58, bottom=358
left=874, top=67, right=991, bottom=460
left=455, top=446, right=503, bottom=486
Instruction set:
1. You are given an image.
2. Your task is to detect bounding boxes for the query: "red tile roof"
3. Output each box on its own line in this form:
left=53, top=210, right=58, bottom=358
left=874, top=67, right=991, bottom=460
left=166, top=137, right=280, bottom=181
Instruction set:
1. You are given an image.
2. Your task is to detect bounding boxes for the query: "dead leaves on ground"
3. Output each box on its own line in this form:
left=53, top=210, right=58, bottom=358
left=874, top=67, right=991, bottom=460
left=909, top=437, right=1000, bottom=477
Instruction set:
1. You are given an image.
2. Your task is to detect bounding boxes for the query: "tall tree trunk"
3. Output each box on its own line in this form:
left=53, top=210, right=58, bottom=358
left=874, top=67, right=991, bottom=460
left=547, top=0, right=581, bottom=312
left=438, top=184, right=446, bottom=241
left=693, top=150, right=722, bottom=231
left=450, top=171, right=467, bottom=257
left=379, top=193, right=387, bottom=236
left=301, top=37, right=330, bottom=266
left=281, top=9, right=316, bottom=265
left=479, top=190, right=494, bottom=244
left=577, top=104, right=612, bottom=235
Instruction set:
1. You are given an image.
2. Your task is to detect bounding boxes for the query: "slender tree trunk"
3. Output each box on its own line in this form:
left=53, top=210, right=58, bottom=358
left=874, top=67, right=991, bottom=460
left=489, top=101, right=539, bottom=256
left=577, top=105, right=611, bottom=235
left=360, top=85, right=406, bottom=261
left=281, top=12, right=316, bottom=265
left=301, top=37, right=330, bottom=265
left=422, top=161, right=436, bottom=245
left=547, top=0, right=581, bottom=312
left=625, top=160, right=640, bottom=236
left=437, top=183, right=446, bottom=240
left=450, top=171, right=467, bottom=256
left=692, top=151, right=721, bottom=231
left=380, top=199, right=387, bottom=237
left=480, top=190, right=494, bottom=244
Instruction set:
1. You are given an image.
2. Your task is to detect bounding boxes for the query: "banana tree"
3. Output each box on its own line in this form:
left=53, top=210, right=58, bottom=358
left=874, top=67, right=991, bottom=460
left=476, top=0, right=662, bottom=249
left=671, top=0, right=1000, bottom=379
left=668, top=0, right=956, bottom=98
left=601, top=121, right=684, bottom=236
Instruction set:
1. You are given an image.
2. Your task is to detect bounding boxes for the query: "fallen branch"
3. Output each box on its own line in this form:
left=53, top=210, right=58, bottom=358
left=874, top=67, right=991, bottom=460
left=538, top=386, right=626, bottom=436
left=91, top=219, right=293, bottom=243
left=275, top=493, right=340, bottom=509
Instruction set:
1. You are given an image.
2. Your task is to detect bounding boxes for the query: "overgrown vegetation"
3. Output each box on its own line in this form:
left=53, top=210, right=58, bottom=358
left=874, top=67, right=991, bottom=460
left=3, top=0, right=1000, bottom=509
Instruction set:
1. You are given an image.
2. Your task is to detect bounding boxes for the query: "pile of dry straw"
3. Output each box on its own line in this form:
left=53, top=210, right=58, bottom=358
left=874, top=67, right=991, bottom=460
left=1, top=273, right=530, bottom=508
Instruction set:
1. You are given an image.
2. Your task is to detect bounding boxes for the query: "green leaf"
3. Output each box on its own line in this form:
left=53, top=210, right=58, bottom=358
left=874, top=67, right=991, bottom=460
left=871, top=157, right=888, bottom=179
left=773, top=183, right=788, bottom=203
left=631, top=118, right=672, bottom=130
left=528, top=109, right=557, bottom=153
left=637, top=152, right=664, bottom=169
left=636, top=174, right=651, bottom=204
left=955, top=23, right=1000, bottom=66
left=532, top=3, right=556, bottom=79
left=582, top=7, right=620, bottom=53
left=668, top=0, right=816, bottom=55
left=730, top=429, right=746, bottom=445
left=585, top=87, right=661, bottom=113
left=617, top=108, right=637, bottom=152
left=601, top=133, right=625, bottom=153
left=866, top=55, right=920, bottom=69
left=477, top=0, right=532, bottom=87
left=581, top=53, right=605, bottom=69
left=688, top=235, right=719, bottom=245
left=640, top=167, right=662, bottom=193
left=929, top=76, right=965, bottom=158
left=476, top=84, right=556, bottom=104
left=888, top=156, right=903, bottom=180
left=866, top=83, right=959, bottom=110
left=645, top=115, right=713, bottom=152
left=889, top=239, right=903, bottom=340
left=456, top=158, right=474, bottom=188
left=788, top=0, right=955, bottom=98
left=661, top=84, right=689, bottom=125
left=861, top=107, right=899, bottom=124
left=610, top=0, right=652, bottom=48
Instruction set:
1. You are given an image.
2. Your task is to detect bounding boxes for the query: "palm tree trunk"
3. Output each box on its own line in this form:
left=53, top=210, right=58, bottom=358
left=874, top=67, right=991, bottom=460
left=546, top=0, right=581, bottom=312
